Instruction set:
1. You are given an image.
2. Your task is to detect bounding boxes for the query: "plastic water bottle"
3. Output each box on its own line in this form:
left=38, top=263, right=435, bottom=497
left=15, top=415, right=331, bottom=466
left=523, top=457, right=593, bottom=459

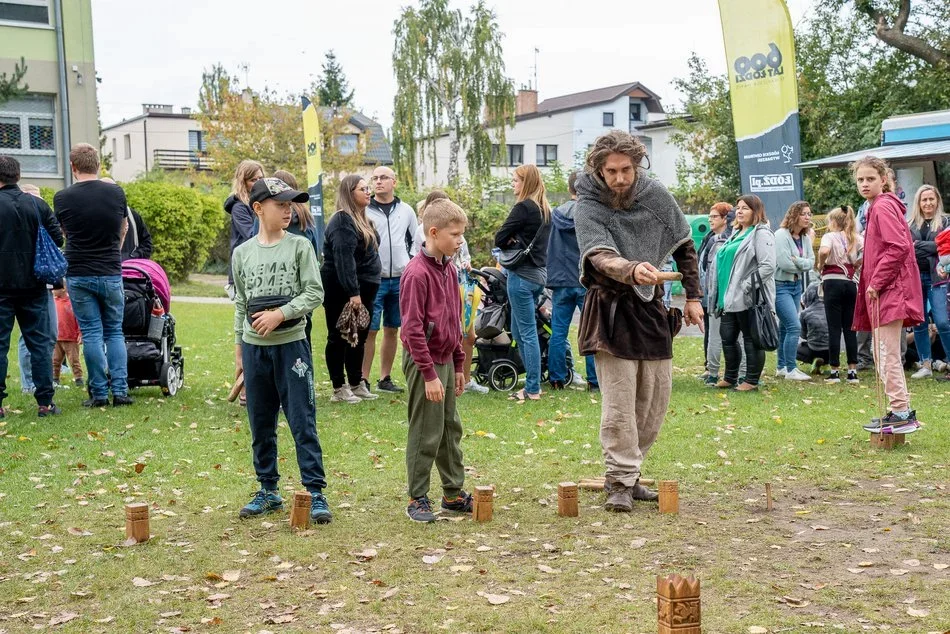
left=148, top=298, right=165, bottom=340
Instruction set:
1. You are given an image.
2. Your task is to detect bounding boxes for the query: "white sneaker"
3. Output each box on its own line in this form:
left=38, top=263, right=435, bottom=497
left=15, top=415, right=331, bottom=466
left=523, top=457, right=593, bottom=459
left=464, top=379, right=489, bottom=394
left=784, top=368, right=812, bottom=381
left=910, top=366, right=932, bottom=379
left=349, top=383, right=379, bottom=400
left=331, top=386, right=361, bottom=404
left=570, top=373, right=587, bottom=387
left=933, top=360, right=947, bottom=373
left=775, top=368, right=787, bottom=378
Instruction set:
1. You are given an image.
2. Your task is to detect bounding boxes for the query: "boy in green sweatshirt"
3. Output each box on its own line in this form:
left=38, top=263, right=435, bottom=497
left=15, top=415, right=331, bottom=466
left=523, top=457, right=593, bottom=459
left=232, top=177, right=330, bottom=523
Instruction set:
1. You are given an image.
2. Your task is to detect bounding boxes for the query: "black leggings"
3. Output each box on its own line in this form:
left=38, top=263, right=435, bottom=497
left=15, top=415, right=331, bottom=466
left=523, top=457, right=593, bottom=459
left=822, top=279, right=858, bottom=367
left=322, top=275, right=379, bottom=389
left=721, top=310, right=765, bottom=385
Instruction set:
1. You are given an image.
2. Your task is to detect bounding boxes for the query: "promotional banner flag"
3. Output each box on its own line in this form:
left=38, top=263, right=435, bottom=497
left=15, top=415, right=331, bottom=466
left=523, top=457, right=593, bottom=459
left=301, top=96, right=325, bottom=259
left=718, top=0, right=804, bottom=225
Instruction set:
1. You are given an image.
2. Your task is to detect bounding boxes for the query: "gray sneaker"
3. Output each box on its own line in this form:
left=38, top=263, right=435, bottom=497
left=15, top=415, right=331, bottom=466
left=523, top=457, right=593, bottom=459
left=331, top=386, right=361, bottom=404
left=604, top=481, right=633, bottom=513
left=349, top=382, right=379, bottom=400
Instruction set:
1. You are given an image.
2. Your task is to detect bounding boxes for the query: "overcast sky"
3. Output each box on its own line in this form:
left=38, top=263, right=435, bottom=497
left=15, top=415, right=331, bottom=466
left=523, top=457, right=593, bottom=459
left=93, top=0, right=815, bottom=131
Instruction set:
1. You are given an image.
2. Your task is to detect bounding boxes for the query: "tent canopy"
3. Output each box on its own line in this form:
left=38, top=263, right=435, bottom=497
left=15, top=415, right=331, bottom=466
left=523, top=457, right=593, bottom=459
left=796, top=139, right=950, bottom=169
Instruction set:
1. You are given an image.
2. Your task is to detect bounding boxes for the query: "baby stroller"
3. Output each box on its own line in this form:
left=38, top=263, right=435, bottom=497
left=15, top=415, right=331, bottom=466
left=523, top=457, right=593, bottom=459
left=470, top=267, right=573, bottom=391
left=121, top=259, right=184, bottom=396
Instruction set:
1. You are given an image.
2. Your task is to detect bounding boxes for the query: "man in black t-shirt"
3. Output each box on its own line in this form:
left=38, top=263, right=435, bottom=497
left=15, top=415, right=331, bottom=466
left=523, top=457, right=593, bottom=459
left=54, top=144, right=132, bottom=408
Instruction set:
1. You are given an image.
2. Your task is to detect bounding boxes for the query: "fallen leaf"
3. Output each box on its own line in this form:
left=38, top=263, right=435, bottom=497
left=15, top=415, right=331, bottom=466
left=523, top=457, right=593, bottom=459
left=811, top=525, right=829, bottom=531
left=422, top=554, right=442, bottom=565
left=131, top=577, right=154, bottom=587
left=349, top=548, right=377, bottom=561
left=933, top=563, right=948, bottom=570
left=381, top=586, right=399, bottom=600
left=134, top=462, right=146, bottom=473
left=206, top=593, right=230, bottom=602
left=857, top=561, right=875, bottom=567
left=159, top=611, right=182, bottom=618
left=476, top=545, right=493, bottom=552
left=49, top=612, right=80, bottom=626
left=477, top=591, right=510, bottom=605
left=630, top=538, right=646, bottom=549
left=846, top=568, right=864, bottom=574
left=748, top=627, right=768, bottom=634
left=264, top=614, right=295, bottom=624
left=451, top=565, right=473, bottom=573
left=222, top=570, right=241, bottom=582
left=537, top=564, right=559, bottom=574
left=902, top=559, right=920, bottom=567
left=906, top=607, right=929, bottom=618
left=67, top=527, right=92, bottom=537
left=889, top=569, right=909, bottom=576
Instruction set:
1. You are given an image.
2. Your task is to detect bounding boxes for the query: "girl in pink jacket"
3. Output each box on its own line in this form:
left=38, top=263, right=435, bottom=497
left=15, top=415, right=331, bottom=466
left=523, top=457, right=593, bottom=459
left=851, top=156, right=924, bottom=434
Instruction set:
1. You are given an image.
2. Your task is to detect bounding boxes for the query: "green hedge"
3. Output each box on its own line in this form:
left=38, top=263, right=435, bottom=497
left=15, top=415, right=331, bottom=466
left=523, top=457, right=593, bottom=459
left=122, top=181, right=223, bottom=281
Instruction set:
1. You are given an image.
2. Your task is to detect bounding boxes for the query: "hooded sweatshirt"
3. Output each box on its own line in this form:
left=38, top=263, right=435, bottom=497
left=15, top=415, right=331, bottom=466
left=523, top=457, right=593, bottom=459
left=366, top=196, right=418, bottom=279
left=225, top=194, right=256, bottom=284
left=546, top=199, right=583, bottom=288
left=799, top=283, right=829, bottom=352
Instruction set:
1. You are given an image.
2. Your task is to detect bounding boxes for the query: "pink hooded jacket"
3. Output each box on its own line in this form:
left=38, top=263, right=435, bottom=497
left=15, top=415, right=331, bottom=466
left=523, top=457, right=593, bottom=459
left=853, top=192, right=924, bottom=331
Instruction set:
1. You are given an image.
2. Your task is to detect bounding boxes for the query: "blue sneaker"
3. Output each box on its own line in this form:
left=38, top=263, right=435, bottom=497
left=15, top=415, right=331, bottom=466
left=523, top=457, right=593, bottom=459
left=310, top=492, right=332, bottom=525
left=239, top=489, right=283, bottom=518
left=406, top=496, right=436, bottom=523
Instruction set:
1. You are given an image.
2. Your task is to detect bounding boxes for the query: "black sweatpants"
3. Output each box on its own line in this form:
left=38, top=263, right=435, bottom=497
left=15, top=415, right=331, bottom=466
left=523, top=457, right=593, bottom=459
left=823, top=279, right=858, bottom=367
left=322, top=274, right=379, bottom=389
left=242, top=338, right=327, bottom=492
left=721, top=310, right=765, bottom=385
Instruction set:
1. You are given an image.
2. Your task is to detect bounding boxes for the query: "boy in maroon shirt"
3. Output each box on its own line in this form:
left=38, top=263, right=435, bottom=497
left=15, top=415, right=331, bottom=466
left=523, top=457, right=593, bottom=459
left=400, top=199, right=470, bottom=522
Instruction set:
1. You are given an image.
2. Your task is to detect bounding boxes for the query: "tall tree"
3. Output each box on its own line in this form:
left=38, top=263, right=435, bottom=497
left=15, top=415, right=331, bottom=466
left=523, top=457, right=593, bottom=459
left=851, top=0, right=949, bottom=67
left=316, top=51, right=354, bottom=108
left=0, top=57, right=28, bottom=105
left=198, top=63, right=235, bottom=114
left=391, top=0, right=515, bottom=188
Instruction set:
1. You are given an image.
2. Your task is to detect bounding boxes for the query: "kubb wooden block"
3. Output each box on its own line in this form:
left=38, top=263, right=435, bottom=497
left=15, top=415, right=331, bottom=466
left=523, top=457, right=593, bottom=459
left=124, top=503, right=150, bottom=543
left=290, top=491, right=311, bottom=530
left=657, top=574, right=701, bottom=634
left=557, top=482, right=579, bottom=517
left=869, top=432, right=905, bottom=450
left=658, top=480, right=679, bottom=514
left=473, top=486, right=494, bottom=522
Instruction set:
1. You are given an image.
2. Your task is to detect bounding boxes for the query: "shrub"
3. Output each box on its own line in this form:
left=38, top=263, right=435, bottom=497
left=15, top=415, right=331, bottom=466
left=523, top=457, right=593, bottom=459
left=123, top=181, right=224, bottom=281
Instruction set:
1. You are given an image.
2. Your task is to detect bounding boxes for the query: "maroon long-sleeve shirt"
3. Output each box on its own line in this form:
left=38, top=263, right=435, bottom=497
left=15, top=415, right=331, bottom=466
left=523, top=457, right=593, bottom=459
left=399, top=250, right=465, bottom=381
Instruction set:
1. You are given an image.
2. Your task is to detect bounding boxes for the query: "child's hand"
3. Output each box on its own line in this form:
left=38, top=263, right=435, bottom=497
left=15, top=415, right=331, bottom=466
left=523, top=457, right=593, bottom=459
left=425, top=378, right=445, bottom=402
left=454, top=372, right=465, bottom=396
left=939, top=267, right=948, bottom=280
left=234, top=344, right=243, bottom=374
left=251, top=309, right=285, bottom=337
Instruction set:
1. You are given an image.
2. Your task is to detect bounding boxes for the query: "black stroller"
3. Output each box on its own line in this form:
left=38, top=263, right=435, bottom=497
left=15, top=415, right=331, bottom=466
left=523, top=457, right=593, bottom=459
left=470, top=267, right=573, bottom=391
left=121, top=260, right=184, bottom=396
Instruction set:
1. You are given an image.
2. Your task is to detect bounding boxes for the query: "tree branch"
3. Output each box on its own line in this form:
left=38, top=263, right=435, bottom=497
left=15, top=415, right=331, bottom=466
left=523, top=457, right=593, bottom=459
left=855, top=0, right=948, bottom=67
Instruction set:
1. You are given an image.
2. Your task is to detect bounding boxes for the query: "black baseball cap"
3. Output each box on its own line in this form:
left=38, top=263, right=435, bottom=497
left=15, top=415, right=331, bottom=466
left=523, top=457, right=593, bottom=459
left=249, top=177, right=309, bottom=205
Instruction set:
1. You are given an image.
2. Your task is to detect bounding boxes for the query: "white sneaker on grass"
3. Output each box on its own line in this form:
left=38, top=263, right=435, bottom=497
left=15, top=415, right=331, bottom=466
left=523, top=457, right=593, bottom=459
left=775, top=368, right=787, bottom=378
left=933, top=360, right=947, bottom=373
left=784, top=368, right=812, bottom=381
left=349, top=383, right=379, bottom=400
left=464, top=380, right=489, bottom=394
left=910, top=366, right=932, bottom=379
left=331, top=386, right=361, bottom=404
left=570, top=373, right=587, bottom=387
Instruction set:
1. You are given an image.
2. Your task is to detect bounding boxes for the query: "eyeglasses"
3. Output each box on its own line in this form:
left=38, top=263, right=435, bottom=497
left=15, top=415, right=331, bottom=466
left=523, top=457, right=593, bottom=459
left=354, top=186, right=371, bottom=194
left=370, top=175, right=392, bottom=182
left=708, top=214, right=724, bottom=220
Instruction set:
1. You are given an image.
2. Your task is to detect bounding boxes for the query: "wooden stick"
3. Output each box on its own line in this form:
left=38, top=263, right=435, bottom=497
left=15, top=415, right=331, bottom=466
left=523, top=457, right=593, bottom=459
left=578, top=477, right=655, bottom=491
left=653, top=271, right=683, bottom=282
left=227, top=371, right=245, bottom=403
left=290, top=491, right=311, bottom=530
left=765, top=483, right=773, bottom=511
left=557, top=482, right=579, bottom=517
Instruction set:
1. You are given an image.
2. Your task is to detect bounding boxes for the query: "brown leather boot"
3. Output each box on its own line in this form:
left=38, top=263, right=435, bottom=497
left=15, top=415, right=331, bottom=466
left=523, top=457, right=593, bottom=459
left=604, top=479, right=633, bottom=513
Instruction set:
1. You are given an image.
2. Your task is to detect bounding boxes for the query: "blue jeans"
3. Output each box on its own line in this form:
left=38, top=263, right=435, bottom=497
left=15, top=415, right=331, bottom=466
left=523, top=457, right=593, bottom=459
left=775, top=281, right=803, bottom=371
left=0, top=291, right=56, bottom=406
left=67, top=275, right=128, bottom=400
left=912, top=273, right=950, bottom=363
left=507, top=271, right=544, bottom=394
left=370, top=277, right=401, bottom=331
left=18, top=290, right=57, bottom=391
left=549, top=286, right=597, bottom=385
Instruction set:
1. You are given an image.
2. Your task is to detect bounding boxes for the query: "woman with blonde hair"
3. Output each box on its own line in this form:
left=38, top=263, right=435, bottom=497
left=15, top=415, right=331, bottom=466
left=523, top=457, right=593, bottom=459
left=494, top=164, right=552, bottom=401
left=851, top=156, right=923, bottom=433
left=320, top=174, right=382, bottom=404
left=817, top=205, right=863, bottom=383
left=907, top=184, right=950, bottom=379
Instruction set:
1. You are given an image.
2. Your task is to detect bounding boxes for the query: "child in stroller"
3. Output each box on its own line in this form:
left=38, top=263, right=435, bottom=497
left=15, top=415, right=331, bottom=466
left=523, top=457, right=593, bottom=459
left=470, top=267, right=573, bottom=391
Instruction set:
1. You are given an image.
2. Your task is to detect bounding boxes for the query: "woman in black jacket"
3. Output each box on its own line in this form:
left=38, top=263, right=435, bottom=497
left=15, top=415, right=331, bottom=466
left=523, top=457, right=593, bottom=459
left=321, top=174, right=381, bottom=403
left=494, top=164, right=552, bottom=401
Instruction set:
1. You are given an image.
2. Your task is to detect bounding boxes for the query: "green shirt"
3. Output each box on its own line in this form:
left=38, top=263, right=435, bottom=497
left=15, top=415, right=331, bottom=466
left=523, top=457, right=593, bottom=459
left=715, top=227, right=753, bottom=311
left=232, top=233, right=324, bottom=346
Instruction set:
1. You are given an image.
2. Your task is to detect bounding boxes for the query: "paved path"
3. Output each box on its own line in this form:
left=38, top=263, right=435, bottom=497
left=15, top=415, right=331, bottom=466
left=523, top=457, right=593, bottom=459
left=173, top=295, right=232, bottom=305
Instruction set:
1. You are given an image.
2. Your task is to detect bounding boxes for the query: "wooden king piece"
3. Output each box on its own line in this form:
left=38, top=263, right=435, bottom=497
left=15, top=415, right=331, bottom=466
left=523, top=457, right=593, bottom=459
left=472, top=486, right=494, bottom=522
left=124, top=503, right=150, bottom=543
left=657, top=574, right=701, bottom=634
left=658, top=480, right=679, bottom=514
left=290, top=491, right=311, bottom=530
left=557, top=482, right=579, bottom=517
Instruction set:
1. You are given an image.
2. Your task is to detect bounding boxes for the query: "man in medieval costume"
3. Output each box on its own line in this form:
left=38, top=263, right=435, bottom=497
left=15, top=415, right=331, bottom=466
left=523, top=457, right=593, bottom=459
left=575, top=130, right=704, bottom=512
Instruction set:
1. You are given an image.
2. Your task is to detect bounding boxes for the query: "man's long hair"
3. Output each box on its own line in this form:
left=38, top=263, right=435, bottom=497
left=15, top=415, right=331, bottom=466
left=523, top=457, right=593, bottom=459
left=585, top=130, right=648, bottom=178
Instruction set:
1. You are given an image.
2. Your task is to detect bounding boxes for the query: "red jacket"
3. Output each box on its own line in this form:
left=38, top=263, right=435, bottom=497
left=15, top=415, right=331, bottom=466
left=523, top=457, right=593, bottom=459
left=399, top=250, right=465, bottom=381
left=853, top=192, right=924, bottom=331
left=55, top=295, right=82, bottom=342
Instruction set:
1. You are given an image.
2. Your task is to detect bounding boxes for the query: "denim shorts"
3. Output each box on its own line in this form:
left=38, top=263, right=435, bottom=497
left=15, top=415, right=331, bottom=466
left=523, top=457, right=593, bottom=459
left=371, top=277, right=401, bottom=330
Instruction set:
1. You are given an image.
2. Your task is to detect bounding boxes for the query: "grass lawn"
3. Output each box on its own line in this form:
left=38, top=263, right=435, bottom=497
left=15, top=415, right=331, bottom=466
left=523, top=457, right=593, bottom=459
left=1, top=302, right=948, bottom=633
left=169, top=279, right=228, bottom=299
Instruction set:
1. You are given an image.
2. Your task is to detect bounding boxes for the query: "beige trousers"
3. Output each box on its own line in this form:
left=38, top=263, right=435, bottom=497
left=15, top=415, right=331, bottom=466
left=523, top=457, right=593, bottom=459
left=874, top=319, right=909, bottom=412
left=595, top=352, right=672, bottom=486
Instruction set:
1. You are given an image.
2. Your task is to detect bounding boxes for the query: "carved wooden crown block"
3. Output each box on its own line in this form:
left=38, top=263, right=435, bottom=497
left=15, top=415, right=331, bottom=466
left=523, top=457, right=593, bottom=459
left=557, top=482, right=579, bottom=517
left=124, top=503, right=150, bottom=543
left=473, top=486, right=494, bottom=522
left=869, top=432, right=905, bottom=450
left=290, top=491, right=312, bottom=530
left=657, top=574, right=701, bottom=633
left=659, top=480, right=679, bottom=514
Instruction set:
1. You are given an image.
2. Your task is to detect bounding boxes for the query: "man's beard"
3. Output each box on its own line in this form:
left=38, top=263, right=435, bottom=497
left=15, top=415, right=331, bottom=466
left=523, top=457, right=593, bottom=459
left=607, top=184, right=636, bottom=210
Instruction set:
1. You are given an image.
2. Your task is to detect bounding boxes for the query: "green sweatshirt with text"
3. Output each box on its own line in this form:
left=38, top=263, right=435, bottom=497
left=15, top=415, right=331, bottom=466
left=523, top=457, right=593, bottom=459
left=232, top=233, right=324, bottom=346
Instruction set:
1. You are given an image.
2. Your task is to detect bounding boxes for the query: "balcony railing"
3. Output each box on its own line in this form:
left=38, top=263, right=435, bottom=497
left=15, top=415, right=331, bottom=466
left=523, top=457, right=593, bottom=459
left=152, top=149, right=214, bottom=171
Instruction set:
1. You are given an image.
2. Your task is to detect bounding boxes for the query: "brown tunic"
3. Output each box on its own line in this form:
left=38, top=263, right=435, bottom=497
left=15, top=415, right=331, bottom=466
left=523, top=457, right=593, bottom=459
left=578, top=243, right=701, bottom=361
